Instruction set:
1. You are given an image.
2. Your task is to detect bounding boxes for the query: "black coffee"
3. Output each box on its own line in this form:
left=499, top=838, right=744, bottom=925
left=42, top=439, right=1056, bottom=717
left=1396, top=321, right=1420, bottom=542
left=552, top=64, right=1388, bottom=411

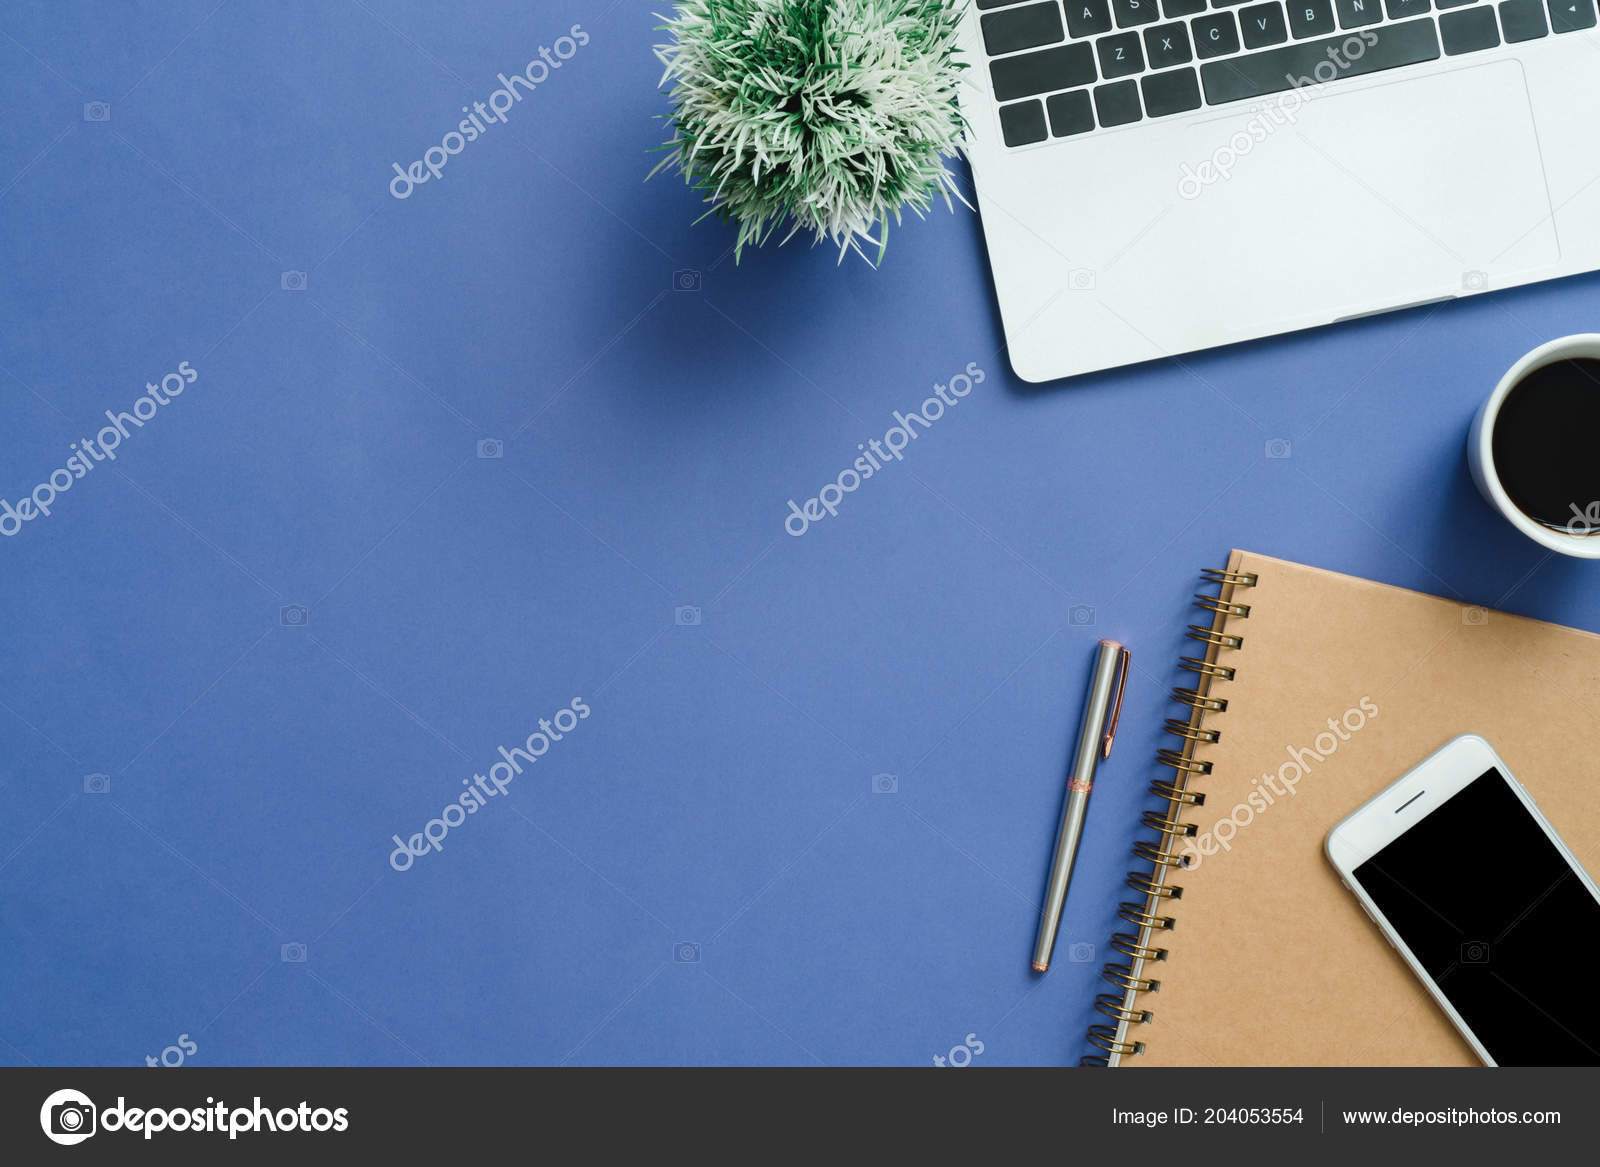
left=1490, top=357, right=1600, bottom=533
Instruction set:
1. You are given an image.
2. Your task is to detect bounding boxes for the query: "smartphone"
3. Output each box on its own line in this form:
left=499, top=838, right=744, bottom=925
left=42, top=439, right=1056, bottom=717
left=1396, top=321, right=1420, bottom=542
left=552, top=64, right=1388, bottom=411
left=1325, top=734, right=1600, bottom=1066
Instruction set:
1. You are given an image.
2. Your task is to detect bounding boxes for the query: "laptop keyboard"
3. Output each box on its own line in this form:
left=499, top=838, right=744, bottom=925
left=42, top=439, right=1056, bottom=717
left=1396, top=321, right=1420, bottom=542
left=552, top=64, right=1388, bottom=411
left=980, top=0, right=1598, bottom=145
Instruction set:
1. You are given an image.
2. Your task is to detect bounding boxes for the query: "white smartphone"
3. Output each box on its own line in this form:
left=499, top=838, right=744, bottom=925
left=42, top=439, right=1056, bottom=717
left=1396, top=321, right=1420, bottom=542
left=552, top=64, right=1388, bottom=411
left=1325, top=734, right=1600, bottom=1066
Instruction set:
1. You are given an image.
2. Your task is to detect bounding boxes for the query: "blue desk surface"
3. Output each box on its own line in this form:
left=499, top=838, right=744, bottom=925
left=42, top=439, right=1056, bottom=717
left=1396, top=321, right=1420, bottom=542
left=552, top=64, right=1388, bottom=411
left=4, top=1, right=1599, bottom=1068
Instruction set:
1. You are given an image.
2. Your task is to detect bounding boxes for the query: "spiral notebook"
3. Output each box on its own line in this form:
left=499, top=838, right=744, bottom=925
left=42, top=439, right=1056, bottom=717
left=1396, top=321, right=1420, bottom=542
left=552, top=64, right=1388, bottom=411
left=1087, top=549, right=1600, bottom=1066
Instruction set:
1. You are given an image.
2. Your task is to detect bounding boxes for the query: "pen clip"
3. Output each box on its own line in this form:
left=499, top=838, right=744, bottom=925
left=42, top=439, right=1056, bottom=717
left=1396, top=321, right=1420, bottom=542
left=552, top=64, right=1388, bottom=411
left=1102, top=646, right=1130, bottom=759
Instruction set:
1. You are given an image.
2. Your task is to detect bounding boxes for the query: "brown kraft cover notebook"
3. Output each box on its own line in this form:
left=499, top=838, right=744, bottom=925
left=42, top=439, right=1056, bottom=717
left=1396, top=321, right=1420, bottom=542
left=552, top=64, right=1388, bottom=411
left=1094, top=549, right=1600, bottom=1067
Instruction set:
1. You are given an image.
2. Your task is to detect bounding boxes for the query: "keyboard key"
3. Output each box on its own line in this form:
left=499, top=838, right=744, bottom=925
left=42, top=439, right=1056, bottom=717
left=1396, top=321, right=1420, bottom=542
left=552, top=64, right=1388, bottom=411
left=1199, top=18, right=1439, bottom=102
left=1094, top=79, right=1144, bottom=125
left=978, top=0, right=1028, bottom=8
left=1047, top=89, right=1097, bottom=134
left=1435, top=0, right=1475, bottom=8
left=982, top=3, right=1066, bottom=54
left=1441, top=5, right=1501, bottom=50
left=1066, top=0, right=1116, bottom=37
left=1334, top=0, right=1384, bottom=23
left=990, top=42, right=1098, bottom=100
left=1550, top=0, right=1598, bottom=30
left=999, top=99, right=1050, bottom=145
left=1500, top=0, right=1549, bottom=37
left=1098, top=31, right=1147, bottom=76
left=1114, top=0, right=1164, bottom=23
left=1240, top=2, right=1291, bottom=44
left=1192, top=11, right=1242, bottom=54
left=1163, top=0, right=1208, bottom=13
left=1385, top=0, right=1431, bottom=16
left=1145, top=21, right=1196, bottom=63
left=1142, top=66, right=1204, bottom=113
left=1212, top=0, right=1250, bottom=7
left=1288, top=0, right=1338, bottom=32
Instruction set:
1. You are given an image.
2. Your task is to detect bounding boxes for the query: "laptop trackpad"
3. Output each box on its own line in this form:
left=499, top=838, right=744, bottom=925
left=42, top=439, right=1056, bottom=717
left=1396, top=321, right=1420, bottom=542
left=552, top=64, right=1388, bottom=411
left=1179, top=60, right=1557, bottom=322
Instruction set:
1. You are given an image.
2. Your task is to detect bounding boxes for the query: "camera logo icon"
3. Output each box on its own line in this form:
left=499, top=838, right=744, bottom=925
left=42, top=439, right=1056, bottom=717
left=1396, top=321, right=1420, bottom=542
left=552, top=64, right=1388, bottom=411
left=280, top=604, right=308, bottom=627
left=871, top=773, right=898, bottom=795
left=40, top=1089, right=96, bottom=1145
left=280, top=270, right=307, bottom=292
left=1068, top=268, right=1097, bottom=291
left=1462, top=270, right=1489, bottom=292
left=674, top=941, right=700, bottom=963
left=83, top=773, right=111, bottom=794
left=1068, top=604, right=1096, bottom=627
left=1067, top=941, right=1096, bottom=963
left=1462, top=606, right=1488, bottom=627
left=1264, top=437, right=1292, bottom=460
left=1460, top=940, right=1490, bottom=964
left=476, top=438, right=504, bottom=459
left=672, top=269, right=702, bottom=292
left=674, top=605, right=701, bottom=627
left=83, top=101, right=110, bottom=122
left=281, top=942, right=308, bottom=963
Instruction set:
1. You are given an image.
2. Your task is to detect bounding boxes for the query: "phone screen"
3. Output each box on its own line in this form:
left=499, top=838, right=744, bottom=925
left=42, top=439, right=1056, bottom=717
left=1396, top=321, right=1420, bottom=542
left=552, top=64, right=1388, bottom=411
left=1352, top=767, right=1600, bottom=1065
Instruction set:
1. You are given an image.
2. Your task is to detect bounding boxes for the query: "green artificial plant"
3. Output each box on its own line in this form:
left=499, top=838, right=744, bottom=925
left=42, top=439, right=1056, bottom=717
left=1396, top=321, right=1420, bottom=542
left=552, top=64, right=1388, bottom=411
left=652, top=0, right=968, bottom=264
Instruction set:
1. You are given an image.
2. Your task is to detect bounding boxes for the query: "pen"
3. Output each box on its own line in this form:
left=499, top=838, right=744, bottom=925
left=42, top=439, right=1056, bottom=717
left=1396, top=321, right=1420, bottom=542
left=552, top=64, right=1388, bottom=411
left=1032, top=638, right=1130, bottom=973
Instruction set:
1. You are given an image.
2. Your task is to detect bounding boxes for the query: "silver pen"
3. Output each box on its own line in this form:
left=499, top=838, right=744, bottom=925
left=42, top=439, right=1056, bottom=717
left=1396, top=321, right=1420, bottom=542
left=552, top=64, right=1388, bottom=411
left=1033, top=638, right=1130, bottom=973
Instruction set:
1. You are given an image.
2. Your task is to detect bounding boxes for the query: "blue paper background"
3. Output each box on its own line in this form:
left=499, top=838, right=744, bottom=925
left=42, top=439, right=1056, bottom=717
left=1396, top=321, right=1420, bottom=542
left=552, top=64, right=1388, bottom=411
left=4, top=1, right=1599, bottom=1067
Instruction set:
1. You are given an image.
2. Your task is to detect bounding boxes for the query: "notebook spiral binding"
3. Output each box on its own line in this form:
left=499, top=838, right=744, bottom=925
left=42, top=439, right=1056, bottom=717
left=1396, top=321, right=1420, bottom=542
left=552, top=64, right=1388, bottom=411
left=1081, top=565, right=1259, bottom=1066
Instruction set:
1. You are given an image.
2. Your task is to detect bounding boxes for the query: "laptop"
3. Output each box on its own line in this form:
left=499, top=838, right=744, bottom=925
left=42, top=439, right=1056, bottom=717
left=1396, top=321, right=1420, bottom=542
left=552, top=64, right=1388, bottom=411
left=957, top=0, right=1600, bottom=381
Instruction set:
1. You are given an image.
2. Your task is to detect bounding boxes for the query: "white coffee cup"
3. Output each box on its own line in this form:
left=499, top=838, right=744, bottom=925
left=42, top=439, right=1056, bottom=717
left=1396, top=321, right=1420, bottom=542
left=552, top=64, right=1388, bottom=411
left=1468, top=333, right=1600, bottom=559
